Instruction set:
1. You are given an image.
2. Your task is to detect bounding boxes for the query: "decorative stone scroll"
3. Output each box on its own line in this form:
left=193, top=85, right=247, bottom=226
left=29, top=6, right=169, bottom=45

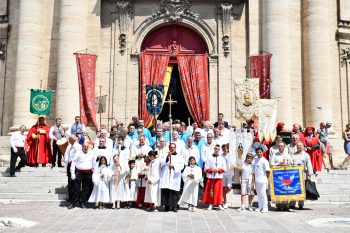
left=146, top=0, right=201, bottom=23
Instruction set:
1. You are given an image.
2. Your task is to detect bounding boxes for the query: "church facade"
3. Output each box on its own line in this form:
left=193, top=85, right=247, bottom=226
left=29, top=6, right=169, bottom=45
left=0, top=0, right=350, bottom=136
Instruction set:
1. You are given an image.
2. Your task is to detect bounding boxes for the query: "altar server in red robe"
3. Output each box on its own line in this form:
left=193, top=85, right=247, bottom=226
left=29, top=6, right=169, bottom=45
left=304, top=126, right=322, bottom=172
left=202, top=144, right=226, bottom=210
left=26, top=116, right=52, bottom=166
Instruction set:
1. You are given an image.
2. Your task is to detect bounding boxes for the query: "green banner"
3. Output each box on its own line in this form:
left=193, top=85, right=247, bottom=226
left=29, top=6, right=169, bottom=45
left=30, top=89, right=52, bottom=115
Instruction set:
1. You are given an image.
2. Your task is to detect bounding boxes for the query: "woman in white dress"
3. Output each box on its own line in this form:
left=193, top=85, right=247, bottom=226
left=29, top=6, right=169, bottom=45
left=178, top=156, right=203, bottom=212
left=88, top=156, right=111, bottom=209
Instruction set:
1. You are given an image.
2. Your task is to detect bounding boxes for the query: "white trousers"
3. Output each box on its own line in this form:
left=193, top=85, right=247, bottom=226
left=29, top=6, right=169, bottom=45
left=255, top=182, right=268, bottom=210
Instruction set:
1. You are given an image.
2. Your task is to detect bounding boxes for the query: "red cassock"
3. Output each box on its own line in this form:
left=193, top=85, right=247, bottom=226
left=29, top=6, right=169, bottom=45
left=26, top=124, right=52, bottom=165
left=202, top=178, right=223, bottom=205
left=304, top=136, right=322, bottom=172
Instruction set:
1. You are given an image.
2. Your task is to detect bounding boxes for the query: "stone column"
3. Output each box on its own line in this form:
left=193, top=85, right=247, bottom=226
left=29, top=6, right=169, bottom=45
left=262, top=0, right=292, bottom=128
left=56, top=0, right=88, bottom=125
left=11, top=0, right=44, bottom=130
left=302, top=0, right=333, bottom=127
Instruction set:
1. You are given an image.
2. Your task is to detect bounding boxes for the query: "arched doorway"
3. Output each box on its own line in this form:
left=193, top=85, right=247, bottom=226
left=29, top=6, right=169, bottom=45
left=140, top=25, right=209, bottom=126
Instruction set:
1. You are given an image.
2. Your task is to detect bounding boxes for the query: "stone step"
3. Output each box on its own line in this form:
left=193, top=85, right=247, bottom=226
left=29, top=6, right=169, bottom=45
left=0, top=176, right=67, bottom=182
left=316, top=178, right=350, bottom=184
left=318, top=194, right=350, bottom=202
left=318, top=188, right=350, bottom=195
left=0, top=193, right=67, bottom=200
left=0, top=171, right=67, bottom=177
left=0, top=167, right=66, bottom=172
left=312, top=183, right=349, bottom=189
left=0, top=186, right=67, bottom=194
left=0, top=181, right=67, bottom=189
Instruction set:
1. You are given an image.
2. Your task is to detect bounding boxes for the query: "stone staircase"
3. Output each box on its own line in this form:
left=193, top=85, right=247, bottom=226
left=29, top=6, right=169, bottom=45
left=0, top=136, right=10, bottom=166
left=0, top=167, right=67, bottom=203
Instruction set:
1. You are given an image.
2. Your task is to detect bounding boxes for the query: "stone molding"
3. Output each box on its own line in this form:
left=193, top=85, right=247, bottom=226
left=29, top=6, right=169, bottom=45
left=114, top=1, right=133, bottom=55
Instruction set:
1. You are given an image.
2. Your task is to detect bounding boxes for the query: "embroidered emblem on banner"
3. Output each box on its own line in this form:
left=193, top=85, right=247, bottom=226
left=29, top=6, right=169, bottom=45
left=146, top=85, right=164, bottom=115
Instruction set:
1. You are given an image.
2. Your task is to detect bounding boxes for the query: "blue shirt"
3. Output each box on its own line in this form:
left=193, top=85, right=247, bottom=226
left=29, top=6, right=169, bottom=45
left=193, top=139, right=205, bottom=168
left=142, top=127, right=152, bottom=141
left=179, top=132, right=192, bottom=144
left=127, top=132, right=138, bottom=141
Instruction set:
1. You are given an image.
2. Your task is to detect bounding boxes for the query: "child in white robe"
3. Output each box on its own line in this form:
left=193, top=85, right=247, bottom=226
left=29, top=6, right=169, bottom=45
left=178, top=156, right=203, bottom=212
left=88, top=156, right=111, bottom=209
left=127, top=160, right=138, bottom=207
left=110, top=153, right=130, bottom=209
left=144, top=151, right=161, bottom=211
left=222, top=144, right=233, bottom=209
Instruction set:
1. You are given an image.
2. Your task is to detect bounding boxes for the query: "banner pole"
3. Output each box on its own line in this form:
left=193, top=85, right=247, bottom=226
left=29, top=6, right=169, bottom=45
left=35, top=80, right=43, bottom=166
left=99, top=85, right=102, bottom=128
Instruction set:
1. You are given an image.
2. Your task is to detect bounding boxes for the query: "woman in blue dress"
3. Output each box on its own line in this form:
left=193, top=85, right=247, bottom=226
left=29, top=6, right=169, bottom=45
left=340, top=124, right=350, bottom=169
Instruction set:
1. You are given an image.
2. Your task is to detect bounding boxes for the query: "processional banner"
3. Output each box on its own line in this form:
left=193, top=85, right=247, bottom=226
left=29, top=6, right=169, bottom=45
left=249, top=53, right=271, bottom=99
left=229, top=129, right=254, bottom=169
left=145, top=84, right=164, bottom=115
left=75, top=53, right=98, bottom=128
left=256, top=99, right=278, bottom=142
left=30, top=89, right=52, bottom=115
left=269, top=165, right=306, bottom=203
left=234, top=79, right=260, bottom=121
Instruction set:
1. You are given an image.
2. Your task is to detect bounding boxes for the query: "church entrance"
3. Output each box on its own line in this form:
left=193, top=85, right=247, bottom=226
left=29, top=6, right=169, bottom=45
left=157, top=64, right=194, bottom=124
left=139, top=24, right=209, bottom=127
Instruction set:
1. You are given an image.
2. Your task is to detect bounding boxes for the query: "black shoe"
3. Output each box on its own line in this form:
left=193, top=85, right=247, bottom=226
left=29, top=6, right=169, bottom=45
left=15, top=168, right=21, bottom=172
left=298, top=206, right=304, bottom=210
left=34, top=164, right=39, bottom=168
left=81, top=203, right=87, bottom=209
left=172, top=207, right=178, bottom=213
left=10, top=174, right=16, bottom=177
left=51, top=164, right=56, bottom=168
left=68, top=204, right=75, bottom=209
left=58, top=165, right=64, bottom=168
left=42, top=164, right=46, bottom=167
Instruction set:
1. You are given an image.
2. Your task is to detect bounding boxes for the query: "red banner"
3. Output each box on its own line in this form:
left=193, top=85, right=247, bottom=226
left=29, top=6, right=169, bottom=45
left=139, top=53, right=170, bottom=127
left=75, top=53, right=98, bottom=128
left=249, top=54, right=271, bottom=99
left=177, top=54, right=209, bottom=123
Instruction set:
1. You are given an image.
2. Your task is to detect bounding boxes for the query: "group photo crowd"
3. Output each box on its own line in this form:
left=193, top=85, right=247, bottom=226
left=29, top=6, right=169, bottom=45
left=8, top=113, right=350, bottom=213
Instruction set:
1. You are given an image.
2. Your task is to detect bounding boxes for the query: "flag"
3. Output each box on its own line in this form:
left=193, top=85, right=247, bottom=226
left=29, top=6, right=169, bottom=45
left=30, top=89, right=52, bottom=115
left=270, top=165, right=306, bottom=203
left=75, top=53, right=98, bottom=127
left=146, top=84, right=164, bottom=115
left=249, top=53, right=271, bottom=98
left=234, top=79, right=260, bottom=121
left=95, top=95, right=106, bottom=114
left=257, top=99, right=278, bottom=141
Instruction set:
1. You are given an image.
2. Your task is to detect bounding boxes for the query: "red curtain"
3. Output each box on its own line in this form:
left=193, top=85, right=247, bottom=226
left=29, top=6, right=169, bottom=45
left=177, top=54, right=209, bottom=123
left=75, top=53, right=98, bottom=128
left=139, top=53, right=170, bottom=127
left=249, top=54, right=271, bottom=99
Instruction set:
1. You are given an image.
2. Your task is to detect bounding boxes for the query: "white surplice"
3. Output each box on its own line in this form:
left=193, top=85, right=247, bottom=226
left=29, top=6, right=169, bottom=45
left=88, top=165, right=111, bottom=203
left=144, top=158, right=161, bottom=205
left=159, top=153, right=185, bottom=191
left=109, top=159, right=130, bottom=202
left=178, top=165, right=203, bottom=206
left=182, top=145, right=200, bottom=164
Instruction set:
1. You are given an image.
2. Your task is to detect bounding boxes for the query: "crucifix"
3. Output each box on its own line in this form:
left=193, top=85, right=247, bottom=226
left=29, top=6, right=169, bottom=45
left=164, top=94, right=177, bottom=177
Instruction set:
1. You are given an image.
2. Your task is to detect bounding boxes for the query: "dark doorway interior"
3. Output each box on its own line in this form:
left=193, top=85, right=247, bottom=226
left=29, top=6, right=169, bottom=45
left=158, top=64, right=194, bottom=125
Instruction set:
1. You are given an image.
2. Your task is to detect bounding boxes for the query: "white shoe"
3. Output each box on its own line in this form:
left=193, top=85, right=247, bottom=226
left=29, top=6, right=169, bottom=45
left=188, top=206, right=192, bottom=211
left=192, top=207, right=196, bottom=212
left=218, top=205, right=225, bottom=211
left=223, top=203, right=229, bottom=209
left=261, top=209, right=268, bottom=213
left=247, top=207, right=254, bottom=212
left=255, top=208, right=261, bottom=212
left=207, top=205, right=213, bottom=210
left=237, top=207, right=244, bottom=212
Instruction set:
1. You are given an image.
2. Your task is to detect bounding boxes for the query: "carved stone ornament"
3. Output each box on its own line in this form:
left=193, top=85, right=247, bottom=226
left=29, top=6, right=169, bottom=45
left=115, top=1, right=133, bottom=34
left=219, top=3, right=233, bottom=58
left=0, top=41, right=6, bottom=61
left=119, top=34, right=127, bottom=56
left=147, top=0, right=200, bottom=23
left=222, top=35, right=230, bottom=58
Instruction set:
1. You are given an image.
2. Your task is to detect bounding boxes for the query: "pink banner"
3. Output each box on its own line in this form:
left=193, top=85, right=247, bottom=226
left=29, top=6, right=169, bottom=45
left=75, top=53, right=98, bottom=128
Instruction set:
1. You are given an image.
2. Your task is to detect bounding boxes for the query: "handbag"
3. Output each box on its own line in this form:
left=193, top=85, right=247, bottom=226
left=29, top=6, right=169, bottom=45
left=305, top=179, right=320, bottom=200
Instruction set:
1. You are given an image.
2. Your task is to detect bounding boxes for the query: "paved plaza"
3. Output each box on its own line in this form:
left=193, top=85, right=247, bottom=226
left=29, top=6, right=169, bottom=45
left=0, top=202, right=349, bottom=233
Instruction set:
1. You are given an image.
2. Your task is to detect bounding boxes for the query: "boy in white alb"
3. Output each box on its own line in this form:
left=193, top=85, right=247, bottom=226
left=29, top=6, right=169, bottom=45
left=253, top=147, right=270, bottom=213
left=238, top=153, right=255, bottom=211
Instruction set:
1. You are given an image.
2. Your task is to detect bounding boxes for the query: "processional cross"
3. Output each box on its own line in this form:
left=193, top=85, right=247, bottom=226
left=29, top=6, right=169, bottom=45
left=164, top=94, right=177, bottom=177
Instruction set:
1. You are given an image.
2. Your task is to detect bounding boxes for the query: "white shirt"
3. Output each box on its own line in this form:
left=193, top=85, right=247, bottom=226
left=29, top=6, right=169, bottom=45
left=94, top=137, right=113, bottom=153
left=201, top=143, right=215, bottom=163
left=49, top=125, right=65, bottom=140
left=64, top=142, right=82, bottom=164
left=221, top=128, right=230, bottom=143
left=93, top=146, right=113, bottom=166
left=241, top=161, right=254, bottom=180
left=212, top=136, right=224, bottom=147
left=9, top=131, right=25, bottom=149
left=131, top=143, right=152, bottom=160
left=173, top=138, right=186, bottom=155
left=253, top=157, right=270, bottom=183
left=205, top=154, right=227, bottom=179
left=182, top=145, right=200, bottom=164
left=71, top=150, right=95, bottom=172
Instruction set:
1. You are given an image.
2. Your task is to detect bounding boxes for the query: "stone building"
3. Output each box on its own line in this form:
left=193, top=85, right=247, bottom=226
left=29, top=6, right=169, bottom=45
left=0, top=0, right=349, bottom=140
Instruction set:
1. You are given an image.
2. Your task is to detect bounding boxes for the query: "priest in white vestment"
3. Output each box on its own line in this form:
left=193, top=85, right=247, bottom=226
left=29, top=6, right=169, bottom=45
left=159, top=143, right=185, bottom=212
left=93, top=138, right=112, bottom=168
left=182, top=137, right=200, bottom=164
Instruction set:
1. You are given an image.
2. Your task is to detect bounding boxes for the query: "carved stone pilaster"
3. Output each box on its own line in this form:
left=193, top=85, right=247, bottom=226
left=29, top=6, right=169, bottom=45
left=218, top=3, right=232, bottom=58
left=114, top=1, right=133, bottom=55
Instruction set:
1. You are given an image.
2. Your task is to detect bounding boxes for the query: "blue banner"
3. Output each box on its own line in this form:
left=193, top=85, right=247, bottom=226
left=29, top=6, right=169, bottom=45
left=272, top=169, right=302, bottom=195
left=146, top=85, right=164, bottom=115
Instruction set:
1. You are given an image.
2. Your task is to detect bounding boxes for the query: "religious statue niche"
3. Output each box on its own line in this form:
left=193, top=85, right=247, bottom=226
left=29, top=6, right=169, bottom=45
left=114, top=1, right=133, bottom=55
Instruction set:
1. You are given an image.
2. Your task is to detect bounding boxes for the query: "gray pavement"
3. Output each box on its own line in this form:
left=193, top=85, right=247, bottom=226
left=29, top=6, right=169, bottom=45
left=0, top=202, right=350, bottom=233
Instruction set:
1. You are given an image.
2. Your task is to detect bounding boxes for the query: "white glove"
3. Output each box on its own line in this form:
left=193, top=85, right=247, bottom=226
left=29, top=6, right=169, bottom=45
left=71, top=173, right=76, bottom=180
left=12, top=147, right=18, bottom=153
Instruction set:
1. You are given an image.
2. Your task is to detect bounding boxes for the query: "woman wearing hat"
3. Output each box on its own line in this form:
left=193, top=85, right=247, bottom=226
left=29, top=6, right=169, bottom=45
left=304, top=127, right=322, bottom=173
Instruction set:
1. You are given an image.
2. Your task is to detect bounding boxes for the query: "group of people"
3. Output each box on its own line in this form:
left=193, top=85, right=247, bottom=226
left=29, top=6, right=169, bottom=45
left=8, top=113, right=348, bottom=212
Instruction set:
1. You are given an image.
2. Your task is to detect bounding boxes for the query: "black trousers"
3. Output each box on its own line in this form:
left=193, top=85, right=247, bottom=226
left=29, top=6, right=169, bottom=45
left=52, top=141, right=62, bottom=166
left=66, top=163, right=73, bottom=202
left=10, top=148, right=27, bottom=175
left=161, top=188, right=180, bottom=209
left=71, top=172, right=93, bottom=206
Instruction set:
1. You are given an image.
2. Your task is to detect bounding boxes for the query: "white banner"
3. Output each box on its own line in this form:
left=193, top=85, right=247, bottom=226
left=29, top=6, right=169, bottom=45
left=229, top=129, right=254, bottom=169
left=257, top=99, right=278, bottom=141
left=234, top=79, right=260, bottom=121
